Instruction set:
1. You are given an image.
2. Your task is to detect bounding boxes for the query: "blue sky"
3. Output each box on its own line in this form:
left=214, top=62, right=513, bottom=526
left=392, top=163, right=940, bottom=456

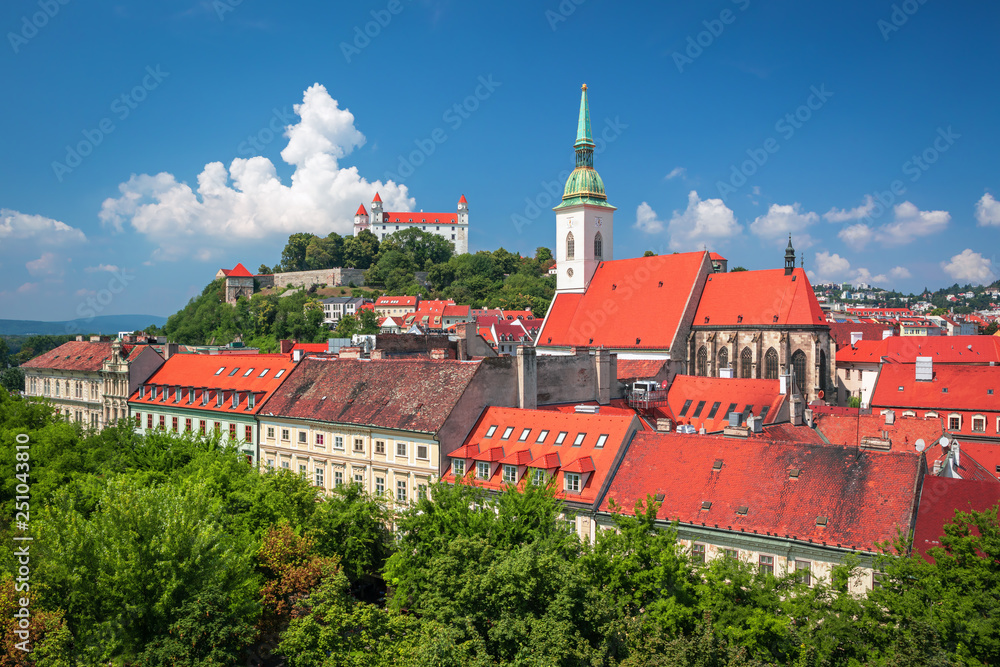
left=2, top=0, right=999, bottom=321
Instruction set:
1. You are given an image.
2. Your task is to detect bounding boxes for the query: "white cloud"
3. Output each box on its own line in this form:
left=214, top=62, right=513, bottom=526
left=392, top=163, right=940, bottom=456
left=16, top=282, right=38, bottom=294
left=976, top=192, right=1000, bottom=226
left=633, top=202, right=665, bottom=234
left=823, top=195, right=875, bottom=223
left=749, top=203, right=818, bottom=247
left=99, top=83, right=415, bottom=261
left=941, top=249, right=995, bottom=285
left=890, top=266, right=912, bottom=279
left=875, top=202, right=949, bottom=245
left=0, top=209, right=87, bottom=245
left=84, top=264, right=120, bottom=274
left=838, top=223, right=874, bottom=250
left=664, top=167, right=686, bottom=181
left=667, top=190, right=741, bottom=251
left=26, top=252, right=64, bottom=278
left=854, top=268, right=889, bottom=285
left=811, top=251, right=852, bottom=282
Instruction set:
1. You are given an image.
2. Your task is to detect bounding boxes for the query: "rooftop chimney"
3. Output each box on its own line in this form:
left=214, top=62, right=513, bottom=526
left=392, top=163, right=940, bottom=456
left=779, top=374, right=789, bottom=395
left=719, top=367, right=734, bottom=379
left=292, top=349, right=303, bottom=362
left=163, top=342, right=179, bottom=361
left=850, top=331, right=863, bottom=345
left=280, top=339, right=295, bottom=354
left=430, top=348, right=447, bottom=360
left=882, top=329, right=893, bottom=340
left=885, top=409, right=895, bottom=425
left=338, top=347, right=361, bottom=359
left=915, top=356, right=933, bottom=381
left=655, top=417, right=673, bottom=432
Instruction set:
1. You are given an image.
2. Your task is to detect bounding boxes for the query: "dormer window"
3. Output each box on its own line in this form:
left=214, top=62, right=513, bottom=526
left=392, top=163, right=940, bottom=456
left=452, top=459, right=465, bottom=477
left=565, top=472, right=581, bottom=492
left=215, top=367, right=225, bottom=375
left=502, top=464, right=517, bottom=484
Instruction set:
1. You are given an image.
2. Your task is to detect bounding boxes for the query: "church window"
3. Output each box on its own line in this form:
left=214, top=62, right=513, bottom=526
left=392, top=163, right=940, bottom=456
left=566, top=232, right=575, bottom=260
left=819, top=351, right=828, bottom=396
left=696, top=346, right=708, bottom=377
left=764, top=348, right=779, bottom=380
left=718, top=347, right=728, bottom=371
left=594, top=232, right=603, bottom=259
left=792, top=350, right=807, bottom=393
left=740, top=348, right=753, bottom=379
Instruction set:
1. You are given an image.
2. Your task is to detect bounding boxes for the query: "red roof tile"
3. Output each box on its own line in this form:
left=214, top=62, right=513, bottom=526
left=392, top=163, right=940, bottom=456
left=538, top=252, right=710, bottom=350
left=694, top=268, right=826, bottom=327
left=386, top=212, right=458, bottom=225
left=291, top=343, right=329, bottom=353
left=444, top=406, right=640, bottom=507
left=872, top=364, right=1000, bottom=413
left=666, top=375, right=786, bottom=432
left=828, top=322, right=896, bottom=348
left=22, top=340, right=124, bottom=372
left=259, top=357, right=482, bottom=433
left=458, top=194, right=467, bottom=204
left=356, top=204, right=367, bottom=215
left=840, top=336, right=1000, bottom=365
left=129, top=353, right=295, bottom=416
left=814, top=413, right=945, bottom=451
left=228, top=262, right=253, bottom=277
left=617, top=358, right=666, bottom=381
left=955, top=441, right=1000, bottom=482
left=912, top=477, right=1000, bottom=561
left=372, top=192, right=382, bottom=203
left=709, top=252, right=726, bottom=261
left=603, top=432, right=924, bottom=552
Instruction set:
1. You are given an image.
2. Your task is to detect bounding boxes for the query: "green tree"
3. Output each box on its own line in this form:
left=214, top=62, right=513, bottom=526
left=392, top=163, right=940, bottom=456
left=281, top=233, right=317, bottom=272
left=643, top=250, right=656, bottom=257
left=358, top=309, right=381, bottom=335
left=334, top=315, right=360, bottom=339
left=344, top=230, right=380, bottom=270
left=0, top=368, right=23, bottom=393
left=0, top=339, right=9, bottom=369
left=535, top=246, right=553, bottom=263
left=731, top=266, right=748, bottom=272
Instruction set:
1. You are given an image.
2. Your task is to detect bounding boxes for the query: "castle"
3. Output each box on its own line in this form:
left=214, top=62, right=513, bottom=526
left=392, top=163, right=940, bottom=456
left=353, top=192, right=469, bottom=255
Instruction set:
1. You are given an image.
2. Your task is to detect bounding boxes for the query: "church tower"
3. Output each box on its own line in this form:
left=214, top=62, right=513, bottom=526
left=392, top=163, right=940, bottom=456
left=554, top=84, right=616, bottom=293
left=784, top=235, right=796, bottom=276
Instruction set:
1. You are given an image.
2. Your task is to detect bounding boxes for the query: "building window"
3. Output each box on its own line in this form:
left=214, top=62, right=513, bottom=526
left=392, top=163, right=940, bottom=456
left=532, top=468, right=546, bottom=486
left=200, top=420, right=206, bottom=435
left=594, top=231, right=603, bottom=259
left=354, top=472, right=365, bottom=485
left=267, top=458, right=274, bottom=469
left=396, top=480, right=407, bottom=502
left=566, top=231, right=575, bottom=260
left=159, top=415, right=165, bottom=430
left=696, top=346, right=708, bottom=377
left=315, top=433, right=325, bottom=446
left=792, top=350, right=807, bottom=393
left=948, top=415, right=961, bottom=431
left=452, top=459, right=465, bottom=477
left=245, top=425, right=252, bottom=441
left=354, top=438, right=364, bottom=452
left=185, top=418, right=192, bottom=432
left=501, top=426, right=514, bottom=439
left=503, top=464, right=517, bottom=484
left=334, top=470, right=343, bottom=487
left=536, top=429, right=549, bottom=443
left=298, top=432, right=307, bottom=444
left=332, top=435, right=343, bottom=450
left=741, top=347, right=753, bottom=379
left=214, top=422, right=221, bottom=433
left=972, top=416, right=986, bottom=433
left=418, top=484, right=427, bottom=500
left=375, top=440, right=386, bottom=454
left=845, top=368, right=851, bottom=380
left=692, top=543, right=706, bottom=564
left=725, top=549, right=739, bottom=560
left=759, top=555, right=774, bottom=575
left=796, top=560, right=812, bottom=586
left=718, top=347, right=729, bottom=370
left=229, top=423, right=237, bottom=439
left=315, top=467, right=325, bottom=487
left=554, top=431, right=568, bottom=445
left=375, top=477, right=385, bottom=494
left=485, top=425, right=497, bottom=437
left=299, top=464, right=307, bottom=476
left=147, top=414, right=153, bottom=429
left=518, top=428, right=531, bottom=442
left=565, top=472, right=581, bottom=492
left=281, top=460, right=290, bottom=469
left=764, top=348, right=779, bottom=380
left=573, top=432, right=586, bottom=446
left=477, top=461, right=490, bottom=480
left=396, top=442, right=407, bottom=457
left=416, top=444, right=428, bottom=460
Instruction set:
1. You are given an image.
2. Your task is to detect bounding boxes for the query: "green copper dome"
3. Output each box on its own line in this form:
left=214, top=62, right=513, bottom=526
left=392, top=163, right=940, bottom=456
left=555, top=84, right=616, bottom=211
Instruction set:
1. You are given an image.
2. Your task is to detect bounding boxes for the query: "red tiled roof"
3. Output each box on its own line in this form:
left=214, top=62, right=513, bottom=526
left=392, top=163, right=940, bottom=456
left=956, top=441, right=1000, bottom=482
left=129, top=353, right=295, bottom=416
left=912, top=477, right=1000, bottom=561
left=921, top=439, right=998, bottom=483
left=828, top=322, right=896, bottom=348
left=386, top=212, right=458, bottom=224
left=291, top=343, right=328, bottom=353
left=836, top=340, right=888, bottom=364
left=814, top=413, right=945, bottom=451
left=259, top=357, right=482, bottom=433
left=228, top=262, right=253, bottom=278
left=444, top=406, right=639, bottom=507
left=840, top=335, right=1000, bottom=365
left=760, top=422, right=828, bottom=445
left=356, top=204, right=367, bottom=215
left=375, top=296, right=418, bottom=307
left=666, top=375, right=786, bottom=432
left=709, top=252, right=726, bottom=261
left=443, top=304, right=471, bottom=318
left=458, top=194, right=467, bottom=204
left=693, top=268, right=826, bottom=327
left=617, top=358, right=666, bottom=381
left=450, top=443, right=480, bottom=459
left=537, top=399, right=638, bottom=417
left=538, top=252, right=710, bottom=350
left=372, top=192, right=382, bottom=203
left=603, top=432, right=924, bottom=552
left=871, top=364, right=1000, bottom=412
left=22, top=340, right=125, bottom=372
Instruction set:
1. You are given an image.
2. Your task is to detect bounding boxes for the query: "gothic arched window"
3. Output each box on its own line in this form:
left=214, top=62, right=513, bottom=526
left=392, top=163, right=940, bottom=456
left=792, top=350, right=807, bottom=393
left=566, top=232, right=575, bottom=260
left=819, top=350, right=828, bottom=396
left=697, top=346, right=708, bottom=377
left=740, top=347, right=753, bottom=379
left=718, top=347, right=729, bottom=371
left=764, top=348, right=779, bottom=380
left=594, top=232, right=603, bottom=259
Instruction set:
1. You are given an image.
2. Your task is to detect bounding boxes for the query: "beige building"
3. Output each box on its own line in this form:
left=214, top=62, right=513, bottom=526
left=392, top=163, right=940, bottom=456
left=22, top=337, right=163, bottom=429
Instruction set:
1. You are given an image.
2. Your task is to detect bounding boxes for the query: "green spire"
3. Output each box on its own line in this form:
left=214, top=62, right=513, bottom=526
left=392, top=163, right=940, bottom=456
left=555, top=84, right=615, bottom=211
left=575, top=84, right=594, bottom=150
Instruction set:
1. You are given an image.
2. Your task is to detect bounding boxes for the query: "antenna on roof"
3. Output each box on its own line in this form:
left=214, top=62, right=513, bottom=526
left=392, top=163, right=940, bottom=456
left=914, top=438, right=926, bottom=453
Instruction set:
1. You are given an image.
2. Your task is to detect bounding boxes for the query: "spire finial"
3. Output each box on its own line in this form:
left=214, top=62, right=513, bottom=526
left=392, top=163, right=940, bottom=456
left=575, top=84, right=594, bottom=150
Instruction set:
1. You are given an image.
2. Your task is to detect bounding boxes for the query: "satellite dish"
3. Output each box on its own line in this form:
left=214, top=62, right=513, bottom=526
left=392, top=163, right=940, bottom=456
left=915, top=439, right=926, bottom=453
left=939, top=436, right=950, bottom=449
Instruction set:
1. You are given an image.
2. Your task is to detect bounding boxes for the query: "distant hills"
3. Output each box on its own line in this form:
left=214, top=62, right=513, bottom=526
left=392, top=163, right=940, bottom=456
left=0, top=315, right=167, bottom=336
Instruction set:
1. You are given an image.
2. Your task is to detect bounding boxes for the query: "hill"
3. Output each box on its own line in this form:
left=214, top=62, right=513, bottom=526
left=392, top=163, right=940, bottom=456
left=0, top=314, right=167, bottom=336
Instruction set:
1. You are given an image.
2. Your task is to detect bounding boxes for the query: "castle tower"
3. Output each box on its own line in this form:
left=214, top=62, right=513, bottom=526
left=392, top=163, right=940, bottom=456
left=784, top=235, right=796, bottom=276
left=353, top=203, right=369, bottom=236
left=554, top=84, right=616, bottom=293
left=370, top=192, right=384, bottom=226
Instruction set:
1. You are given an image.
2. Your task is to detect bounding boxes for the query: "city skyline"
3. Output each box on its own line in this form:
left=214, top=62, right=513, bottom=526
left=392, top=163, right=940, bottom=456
left=2, top=0, right=999, bottom=320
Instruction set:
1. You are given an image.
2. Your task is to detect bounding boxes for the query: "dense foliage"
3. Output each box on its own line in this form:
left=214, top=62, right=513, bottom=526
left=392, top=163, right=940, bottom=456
left=1, top=388, right=997, bottom=665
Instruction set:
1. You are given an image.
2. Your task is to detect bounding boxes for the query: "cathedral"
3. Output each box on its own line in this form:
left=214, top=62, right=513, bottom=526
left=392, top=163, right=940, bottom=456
left=534, top=85, right=835, bottom=403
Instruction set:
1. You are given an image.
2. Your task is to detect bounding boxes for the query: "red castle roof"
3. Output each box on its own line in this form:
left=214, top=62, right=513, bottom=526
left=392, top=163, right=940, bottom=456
left=459, top=194, right=468, bottom=204
left=228, top=262, right=253, bottom=278
left=356, top=204, right=367, bottom=215
left=372, top=192, right=382, bottom=203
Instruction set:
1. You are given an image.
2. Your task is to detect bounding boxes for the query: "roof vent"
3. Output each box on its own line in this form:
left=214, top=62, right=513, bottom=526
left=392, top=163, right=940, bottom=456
left=574, top=404, right=599, bottom=414
left=736, top=505, right=748, bottom=515
left=658, top=281, right=663, bottom=287
left=728, top=412, right=741, bottom=428
left=712, top=459, right=723, bottom=471
left=654, top=492, right=665, bottom=502
left=789, top=468, right=801, bottom=479
left=816, top=516, right=829, bottom=526
left=701, top=501, right=712, bottom=511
